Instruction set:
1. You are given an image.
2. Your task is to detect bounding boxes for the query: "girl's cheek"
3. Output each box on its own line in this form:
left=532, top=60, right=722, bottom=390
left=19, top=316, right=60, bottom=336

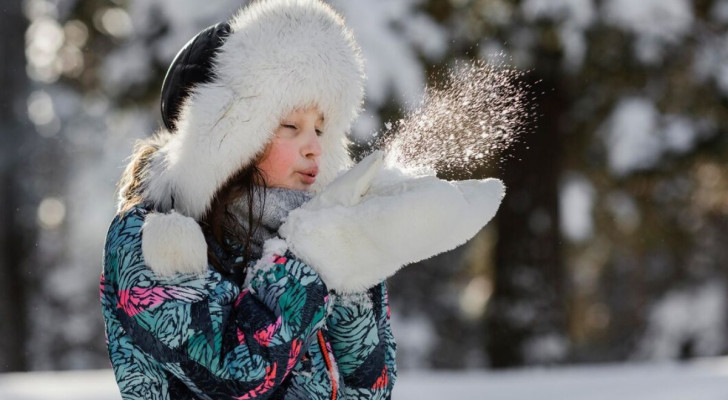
left=259, top=138, right=300, bottom=186
left=270, top=141, right=298, bottom=170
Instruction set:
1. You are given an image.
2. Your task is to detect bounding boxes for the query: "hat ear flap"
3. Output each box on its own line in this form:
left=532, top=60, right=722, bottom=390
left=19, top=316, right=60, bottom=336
left=141, top=211, right=208, bottom=276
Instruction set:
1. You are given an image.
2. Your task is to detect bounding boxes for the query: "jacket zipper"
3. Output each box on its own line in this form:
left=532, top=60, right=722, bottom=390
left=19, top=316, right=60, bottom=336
left=317, top=331, right=337, bottom=400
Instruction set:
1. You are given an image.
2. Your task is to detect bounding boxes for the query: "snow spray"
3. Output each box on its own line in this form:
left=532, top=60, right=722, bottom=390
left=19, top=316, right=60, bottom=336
left=372, top=57, right=534, bottom=178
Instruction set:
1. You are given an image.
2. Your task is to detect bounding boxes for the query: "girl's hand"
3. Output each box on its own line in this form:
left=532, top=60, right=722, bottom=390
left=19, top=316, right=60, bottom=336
left=279, top=151, right=506, bottom=293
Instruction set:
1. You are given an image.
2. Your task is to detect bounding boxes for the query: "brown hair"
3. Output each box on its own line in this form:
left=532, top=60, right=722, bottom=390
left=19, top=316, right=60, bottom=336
left=199, top=164, right=267, bottom=274
left=117, top=134, right=168, bottom=215
left=116, top=132, right=268, bottom=275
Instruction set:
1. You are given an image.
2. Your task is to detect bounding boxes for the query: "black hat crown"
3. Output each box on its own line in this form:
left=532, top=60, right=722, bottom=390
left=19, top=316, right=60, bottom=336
left=160, top=22, right=231, bottom=131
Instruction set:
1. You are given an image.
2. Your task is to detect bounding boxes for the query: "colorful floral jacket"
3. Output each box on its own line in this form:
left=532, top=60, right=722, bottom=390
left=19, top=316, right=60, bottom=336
left=100, top=206, right=396, bottom=399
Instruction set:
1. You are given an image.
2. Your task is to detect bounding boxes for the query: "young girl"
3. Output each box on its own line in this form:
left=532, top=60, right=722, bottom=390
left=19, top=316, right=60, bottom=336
left=101, top=1, right=504, bottom=399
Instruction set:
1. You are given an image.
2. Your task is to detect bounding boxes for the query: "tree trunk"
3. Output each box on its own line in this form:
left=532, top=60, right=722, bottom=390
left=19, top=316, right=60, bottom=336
left=486, top=69, right=568, bottom=368
left=0, top=1, right=31, bottom=372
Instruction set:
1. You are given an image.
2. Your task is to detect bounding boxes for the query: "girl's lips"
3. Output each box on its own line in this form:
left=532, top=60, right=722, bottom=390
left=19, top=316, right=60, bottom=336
left=297, top=169, right=317, bottom=184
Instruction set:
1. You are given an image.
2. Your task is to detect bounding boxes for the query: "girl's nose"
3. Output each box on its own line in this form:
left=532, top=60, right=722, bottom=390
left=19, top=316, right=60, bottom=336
left=303, top=129, right=322, bottom=159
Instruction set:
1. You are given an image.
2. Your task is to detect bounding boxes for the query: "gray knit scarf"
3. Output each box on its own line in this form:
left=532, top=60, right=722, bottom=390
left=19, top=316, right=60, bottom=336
left=228, top=187, right=313, bottom=260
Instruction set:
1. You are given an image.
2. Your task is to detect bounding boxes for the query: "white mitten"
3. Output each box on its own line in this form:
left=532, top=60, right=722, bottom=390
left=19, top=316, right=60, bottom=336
left=279, top=151, right=505, bottom=293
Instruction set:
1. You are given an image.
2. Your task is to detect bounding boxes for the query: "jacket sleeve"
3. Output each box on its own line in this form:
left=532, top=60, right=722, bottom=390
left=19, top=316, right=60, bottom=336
left=102, top=208, right=330, bottom=399
left=326, top=282, right=397, bottom=398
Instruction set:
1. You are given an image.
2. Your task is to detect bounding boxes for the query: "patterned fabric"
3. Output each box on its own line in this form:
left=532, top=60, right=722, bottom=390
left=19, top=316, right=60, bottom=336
left=328, top=286, right=397, bottom=400
left=101, top=206, right=396, bottom=399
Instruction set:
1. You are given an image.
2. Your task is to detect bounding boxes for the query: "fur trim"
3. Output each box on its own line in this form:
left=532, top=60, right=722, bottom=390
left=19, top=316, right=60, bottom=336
left=332, top=291, right=373, bottom=308
left=261, top=237, right=289, bottom=259
left=141, top=210, right=208, bottom=276
left=116, top=129, right=173, bottom=214
left=245, top=237, right=289, bottom=287
left=143, top=0, right=364, bottom=218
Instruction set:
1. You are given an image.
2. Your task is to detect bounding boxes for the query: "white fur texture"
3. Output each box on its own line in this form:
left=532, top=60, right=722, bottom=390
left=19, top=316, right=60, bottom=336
left=245, top=237, right=290, bottom=287
left=333, top=291, right=373, bottom=309
left=143, top=0, right=364, bottom=218
left=280, top=172, right=506, bottom=293
left=141, top=211, right=208, bottom=276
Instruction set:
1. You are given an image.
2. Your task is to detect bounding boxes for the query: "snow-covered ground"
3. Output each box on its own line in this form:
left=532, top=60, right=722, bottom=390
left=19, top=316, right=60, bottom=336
left=1, top=358, right=727, bottom=400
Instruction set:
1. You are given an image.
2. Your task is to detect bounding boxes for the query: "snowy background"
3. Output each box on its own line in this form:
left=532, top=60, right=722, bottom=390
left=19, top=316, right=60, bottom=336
left=1, top=0, right=728, bottom=397
left=2, top=358, right=728, bottom=399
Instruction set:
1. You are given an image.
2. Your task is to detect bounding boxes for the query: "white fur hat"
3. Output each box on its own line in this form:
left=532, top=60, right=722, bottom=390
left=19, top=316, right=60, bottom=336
left=143, top=0, right=365, bottom=219
left=135, top=0, right=365, bottom=276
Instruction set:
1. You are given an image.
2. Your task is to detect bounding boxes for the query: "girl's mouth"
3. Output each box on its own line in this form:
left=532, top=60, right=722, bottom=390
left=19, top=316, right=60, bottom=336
left=298, top=169, right=317, bottom=184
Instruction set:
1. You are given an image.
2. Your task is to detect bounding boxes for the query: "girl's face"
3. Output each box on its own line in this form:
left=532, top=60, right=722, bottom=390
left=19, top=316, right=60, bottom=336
left=256, top=106, right=324, bottom=191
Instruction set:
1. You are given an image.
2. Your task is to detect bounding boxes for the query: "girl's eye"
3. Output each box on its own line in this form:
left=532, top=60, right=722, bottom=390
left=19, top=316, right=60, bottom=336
left=315, top=129, right=323, bottom=136
left=281, top=124, right=297, bottom=130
